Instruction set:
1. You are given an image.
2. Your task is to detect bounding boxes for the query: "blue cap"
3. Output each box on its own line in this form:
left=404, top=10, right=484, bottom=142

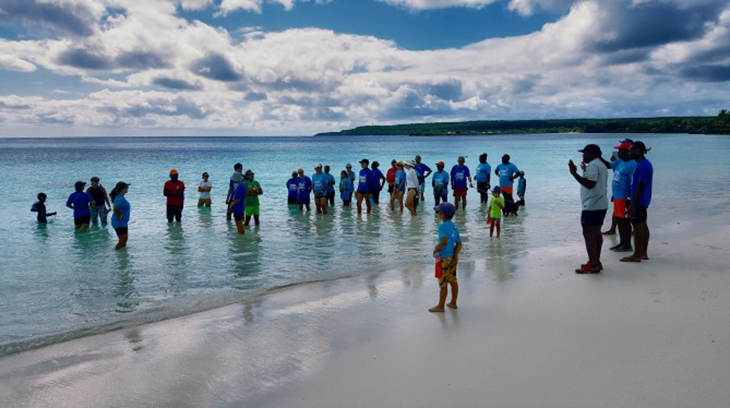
left=493, top=186, right=501, bottom=193
left=433, top=202, right=456, bottom=216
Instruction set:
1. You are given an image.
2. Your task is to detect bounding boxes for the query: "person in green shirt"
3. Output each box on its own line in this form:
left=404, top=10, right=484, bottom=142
left=243, top=170, right=263, bottom=226
left=487, top=186, right=505, bottom=238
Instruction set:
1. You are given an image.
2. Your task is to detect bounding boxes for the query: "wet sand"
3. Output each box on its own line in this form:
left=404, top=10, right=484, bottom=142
left=1, top=217, right=729, bottom=407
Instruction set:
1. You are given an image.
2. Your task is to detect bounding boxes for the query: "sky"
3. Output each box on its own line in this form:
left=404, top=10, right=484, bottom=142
left=0, top=0, right=729, bottom=137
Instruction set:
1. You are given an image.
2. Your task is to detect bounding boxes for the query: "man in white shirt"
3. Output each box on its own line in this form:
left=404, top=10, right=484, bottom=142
left=569, top=144, right=608, bottom=274
left=198, top=172, right=212, bottom=207
left=404, top=160, right=420, bottom=216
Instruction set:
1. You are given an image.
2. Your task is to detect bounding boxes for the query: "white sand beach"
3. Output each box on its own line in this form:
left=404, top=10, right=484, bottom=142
left=1, top=212, right=729, bottom=408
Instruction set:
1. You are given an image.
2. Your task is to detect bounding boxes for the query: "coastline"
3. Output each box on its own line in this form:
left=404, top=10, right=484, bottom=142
left=1, top=212, right=728, bottom=407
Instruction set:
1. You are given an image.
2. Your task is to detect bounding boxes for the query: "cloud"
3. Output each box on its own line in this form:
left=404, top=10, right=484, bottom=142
left=0, top=53, right=36, bottom=72
left=377, top=0, right=497, bottom=10
left=0, top=0, right=105, bottom=36
left=153, top=77, right=203, bottom=90
left=1, top=0, right=730, bottom=136
left=191, top=53, right=243, bottom=82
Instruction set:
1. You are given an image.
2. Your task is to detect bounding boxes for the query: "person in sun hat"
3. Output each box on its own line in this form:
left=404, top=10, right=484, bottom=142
left=163, top=169, right=185, bottom=223
left=569, top=144, right=608, bottom=274
left=429, top=202, right=461, bottom=313
left=404, top=160, right=420, bottom=216
left=110, top=181, right=131, bottom=250
left=312, top=164, right=329, bottom=214
left=432, top=161, right=450, bottom=205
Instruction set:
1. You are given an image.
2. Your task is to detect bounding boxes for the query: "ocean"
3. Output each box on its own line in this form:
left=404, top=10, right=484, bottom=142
left=1, top=133, right=728, bottom=355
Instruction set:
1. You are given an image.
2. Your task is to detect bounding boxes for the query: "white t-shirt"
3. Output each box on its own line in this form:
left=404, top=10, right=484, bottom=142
left=199, top=180, right=212, bottom=199
left=406, top=168, right=420, bottom=190
left=581, top=158, right=608, bottom=211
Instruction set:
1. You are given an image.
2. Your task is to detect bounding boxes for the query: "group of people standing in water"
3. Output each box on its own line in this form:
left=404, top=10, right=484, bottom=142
left=285, top=154, right=526, bottom=219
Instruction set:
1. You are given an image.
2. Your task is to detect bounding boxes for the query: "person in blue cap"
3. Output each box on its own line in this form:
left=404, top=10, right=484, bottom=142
left=430, top=202, right=462, bottom=313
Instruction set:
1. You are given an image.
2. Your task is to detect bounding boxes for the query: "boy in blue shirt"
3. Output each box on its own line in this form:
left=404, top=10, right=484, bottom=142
left=66, top=181, right=95, bottom=230
left=432, top=161, right=449, bottom=205
left=228, top=180, right=248, bottom=235
left=339, top=170, right=354, bottom=206
left=31, top=193, right=56, bottom=223
left=430, top=202, right=462, bottom=313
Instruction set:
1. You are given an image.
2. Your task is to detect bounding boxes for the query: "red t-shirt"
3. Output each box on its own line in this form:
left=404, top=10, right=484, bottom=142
left=386, top=167, right=397, bottom=184
left=164, top=180, right=185, bottom=205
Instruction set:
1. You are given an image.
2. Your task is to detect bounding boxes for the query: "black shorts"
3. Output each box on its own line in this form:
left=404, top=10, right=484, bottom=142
left=74, top=215, right=91, bottom=226
left=632, top=206, right=648, bottom=224
left=388, top=184, right=394, bottom=194
left=234, top=212, right=244, bottom=221
left=477, top=181, right=489, bottom=194
left=581, top=209, right=607, bottom=227
left=114, top=227, right=128, bottom=236
left=288, top=197, right=297, bottom=205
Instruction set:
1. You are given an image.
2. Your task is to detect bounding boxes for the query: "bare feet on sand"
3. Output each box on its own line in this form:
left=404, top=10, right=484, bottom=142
left=447, top=303, right=458, bottom=309
left=429, top=306, right=445, bottom=313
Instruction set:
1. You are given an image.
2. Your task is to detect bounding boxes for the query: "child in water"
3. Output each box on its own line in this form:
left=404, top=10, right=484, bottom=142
left=516, top=171, right=526, bottom=205
left=430, top=202, right=462, bottom=313
left=31, top=193, right=57, bottom=223
left=340, top=170, right=354, bottom=206
left=487, top=186, right=505, bottom=238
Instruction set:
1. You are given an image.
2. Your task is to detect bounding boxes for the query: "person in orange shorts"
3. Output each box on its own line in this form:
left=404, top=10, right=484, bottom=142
left=495, top=154, right=520, bottom=204
left=609, top=141, right=637, bottom=251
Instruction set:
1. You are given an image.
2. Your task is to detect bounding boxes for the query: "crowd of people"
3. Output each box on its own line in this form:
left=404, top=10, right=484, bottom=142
left=30, top=139, right=653, bottom=316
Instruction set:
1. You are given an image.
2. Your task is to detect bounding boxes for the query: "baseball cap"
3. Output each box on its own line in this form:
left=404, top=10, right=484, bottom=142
left=90, top=176, right=100, bottom=181
left=614, top=141, right=632, bottom=150
left=359, top=158, right=369, bottom=164
left=433, top=202, right=456, bottom=216
left=579, top=144, right=602, bottom=154
left=391, top=159, right=397, bottom=164
left=115, top=181, right=131, bottom=190
left=315, top=163, right=322, bottom=169
left=74, top=181, right=86, bottom=189
left=620, top=138, right=634, bottom=144
left=170, top=169, right=179, bottom=175
left=436, top=161, right=445, bottom=167
left=493, top=186, right=501, bottom=193
left=346, top=163, right=352, bottom=168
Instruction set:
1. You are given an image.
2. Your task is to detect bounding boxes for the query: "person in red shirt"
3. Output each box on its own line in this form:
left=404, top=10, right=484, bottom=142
left=386, top=159, right=398, bottom=199
left=164, top=169, right=185, bottom=223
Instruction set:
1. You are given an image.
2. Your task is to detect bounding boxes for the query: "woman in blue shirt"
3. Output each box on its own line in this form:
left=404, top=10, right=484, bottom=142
left=340, top=170, right=354, bottom=206
left=475, top=153, right=492, bottom=204
left=110, top=182, right=131, bottom=250
left=391, top=161, right=406, bottom=213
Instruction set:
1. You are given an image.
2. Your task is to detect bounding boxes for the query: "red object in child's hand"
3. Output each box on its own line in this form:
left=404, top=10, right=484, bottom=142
left=487, top=217, right=491, bottom=224
left=435, top=257, right=442, bottom=278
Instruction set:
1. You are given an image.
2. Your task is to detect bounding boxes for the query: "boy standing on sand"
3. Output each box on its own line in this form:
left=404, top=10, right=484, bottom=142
left=430, top=202, right=462, bottom=313
left=488, top=186, right=505, bottom=237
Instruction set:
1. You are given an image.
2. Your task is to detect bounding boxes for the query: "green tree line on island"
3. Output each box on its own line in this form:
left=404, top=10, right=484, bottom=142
left=317, top=110, right=730, bottom=136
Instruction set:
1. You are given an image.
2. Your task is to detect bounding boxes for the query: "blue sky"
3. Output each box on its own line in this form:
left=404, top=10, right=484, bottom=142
left=0, top=0, right=729, bottom=136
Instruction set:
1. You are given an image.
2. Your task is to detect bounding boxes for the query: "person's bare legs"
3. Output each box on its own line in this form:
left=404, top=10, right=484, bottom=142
left=398, top=191, right=404, bottom=213
left=235, top=218, right=245, bottom=235
left=447, top=281, right=458, bottom=309
left=390, top=192, right=396, bottom=211
left=490, top=220, right=494, bottom=237
left=365, top=194, right=372, bottom=214
left=315, top=198, right=323, bottom=214
left=357, top=193, right=364, bottom=214
left=405, top=190, right=417, bottom=216
left=454, top=196, right=461, bottom=210
left=603, top=215, right=617, bottom=234
left=253, top=214, right=260, bottom=225
left=244, top=215, right=251, bottom=226
left=429, top=286, right=448, bottom=313
left=321, top=198, right=328, bottom=214
left=617, top=218, right=632, bottom=250
left=461, top=196, right=467, bottom=210
left=115, top=234, right=128, bottom=250
left=495, top=220, right=501, bottom=238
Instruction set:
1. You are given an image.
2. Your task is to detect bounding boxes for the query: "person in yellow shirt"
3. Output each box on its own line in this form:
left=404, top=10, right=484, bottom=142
left=487, top=186, right=505, bottom=238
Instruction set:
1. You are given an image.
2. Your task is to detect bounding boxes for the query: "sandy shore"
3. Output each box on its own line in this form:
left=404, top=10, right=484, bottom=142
left=1, top=214, right=729, bottom=407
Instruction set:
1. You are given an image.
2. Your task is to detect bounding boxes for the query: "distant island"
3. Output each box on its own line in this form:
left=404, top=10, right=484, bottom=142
left=316, top=110, right=730, bottom=136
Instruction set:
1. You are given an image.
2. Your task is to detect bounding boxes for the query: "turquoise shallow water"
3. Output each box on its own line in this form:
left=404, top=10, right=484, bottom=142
left=1, top=134, right=729, bottom=355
